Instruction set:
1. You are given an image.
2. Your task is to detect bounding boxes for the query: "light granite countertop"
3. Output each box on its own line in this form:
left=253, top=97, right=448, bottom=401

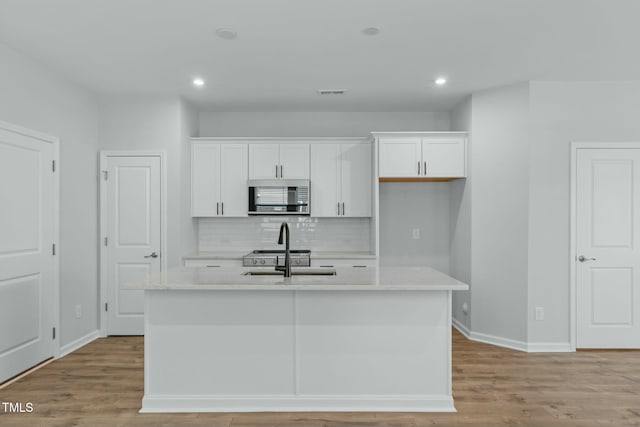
left=182, top=250, right=376, bottom=260
left=137, top=266, right=468, bottom=291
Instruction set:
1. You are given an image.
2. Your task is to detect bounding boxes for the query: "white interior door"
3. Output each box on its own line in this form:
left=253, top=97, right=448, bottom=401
left=0, top=124, right=55, bottom=383
left=576, top=148, right=640, bottom=348
left=105, top=155, right=161, bottom=335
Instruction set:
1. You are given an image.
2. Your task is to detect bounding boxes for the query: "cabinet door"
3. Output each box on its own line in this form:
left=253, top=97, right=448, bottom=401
left=421, top=136, right=466, bottom=177
left=279, top=143, right=310, bottom=179
left=378, top=137, right=422, bottom=177
left=191, top=143, right=221, bottom=217
left=249, top=143, right=279, bottom=179
left=310, top=143, right=341, bottom=217
left=341, top=143, right=372, bottom=217
left=220, top=143, right=248, bottom=217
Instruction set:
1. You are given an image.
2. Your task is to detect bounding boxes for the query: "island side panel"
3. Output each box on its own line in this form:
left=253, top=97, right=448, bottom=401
left=295, top=290, right=452, bottom=404
left=144, top=290, right=295, bottom=397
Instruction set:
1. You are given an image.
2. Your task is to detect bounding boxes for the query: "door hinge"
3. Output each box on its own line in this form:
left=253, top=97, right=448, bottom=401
left=105, top=303, right=108, bottom=312
left=102, top=170, right=108, bottom=180
left=52, top=243, right=56, bottom=256
left=104, top=237, right=108, bottom=246
left=52, top=160, right=56, bottom=172
left=52, top=327, right=56, bottom=340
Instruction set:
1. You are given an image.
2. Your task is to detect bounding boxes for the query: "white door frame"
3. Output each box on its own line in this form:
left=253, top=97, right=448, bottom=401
left=0, top=120, right=60, bottom=357
left=99, top=151, right=166, bottom=337
left=570, top=142, right=640, bottom=350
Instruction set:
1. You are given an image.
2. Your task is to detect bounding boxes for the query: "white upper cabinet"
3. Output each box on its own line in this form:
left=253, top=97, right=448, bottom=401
left=249, top=142, right=309, bottom=179
left=377, top=133, right=467, bottom=178
left=311, top=141, right=372, bottom=217
left=191, top=141, right=248, bottom=217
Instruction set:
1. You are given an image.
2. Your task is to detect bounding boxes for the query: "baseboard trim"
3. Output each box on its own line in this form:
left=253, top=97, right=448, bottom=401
left=452, top=317, right=471, bottom=339
left=469, top=330, right=529, bottom=352
left=453, top=323, right=572, bottom=353
left=526, top=342, right=572, bottom=352
left=59, top=330, right=100, bottom=358
left=141, top=395, right=456, bottom=413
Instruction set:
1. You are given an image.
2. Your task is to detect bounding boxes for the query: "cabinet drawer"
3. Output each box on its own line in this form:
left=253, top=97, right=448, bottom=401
left=183, top=259, right=241, bottom=268
left=311, top=258, right=376, bottom=268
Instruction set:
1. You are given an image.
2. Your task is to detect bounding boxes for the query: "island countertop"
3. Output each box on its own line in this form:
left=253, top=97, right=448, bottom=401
left=138, top=266, right=468, bottom=291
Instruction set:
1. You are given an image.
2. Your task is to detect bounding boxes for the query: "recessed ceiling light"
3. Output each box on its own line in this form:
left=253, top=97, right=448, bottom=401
left=435, top=77, right=447, bottom=86
left=192, top=78, right=205, bottom=87
left=362, top=27, right=380, bottom=36
left=216, top=28, right=237, bottom=40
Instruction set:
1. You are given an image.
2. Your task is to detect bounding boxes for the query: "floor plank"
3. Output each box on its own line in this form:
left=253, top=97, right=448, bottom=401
left=0, top=329, right=638, bottom=426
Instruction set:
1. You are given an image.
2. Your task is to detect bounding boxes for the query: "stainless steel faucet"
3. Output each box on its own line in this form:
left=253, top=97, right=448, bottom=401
left=275, top=222, right=291, bottom=277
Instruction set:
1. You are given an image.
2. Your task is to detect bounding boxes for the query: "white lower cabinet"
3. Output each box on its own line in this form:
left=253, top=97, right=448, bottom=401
left=310, top=141, right=372, bottom=217
left=191, top=141, right=248, bottom=217
left=311, top=258, right=376, bottom=268
left=183, top=259, right=242, bottom=268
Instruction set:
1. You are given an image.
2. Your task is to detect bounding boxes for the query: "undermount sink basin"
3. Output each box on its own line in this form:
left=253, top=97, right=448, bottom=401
left=242, top=268, right=337, bottom=276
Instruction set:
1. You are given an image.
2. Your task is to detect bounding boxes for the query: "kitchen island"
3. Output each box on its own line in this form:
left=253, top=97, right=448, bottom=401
left=139, top=266, right=468, bottom=413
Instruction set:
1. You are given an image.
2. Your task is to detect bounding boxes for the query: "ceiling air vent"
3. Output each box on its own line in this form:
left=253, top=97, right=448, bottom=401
left=317, top=89, right=347, bottom=95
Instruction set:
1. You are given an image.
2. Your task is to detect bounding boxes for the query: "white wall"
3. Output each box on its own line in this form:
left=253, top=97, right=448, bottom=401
left=199, top=112, right=450, bottom=137
left=449, top=97, right=472, bottom=330
left=98, top=95, right=190, bottom=268
left=0, top=42, right=100, bottom=347
left=470, top=83, right=530, bottom=343
left=378, top=183, right=452, bottom=272
left=179, top=99, right=199, bottom=259
left=528, top=81, right=640, bottom=344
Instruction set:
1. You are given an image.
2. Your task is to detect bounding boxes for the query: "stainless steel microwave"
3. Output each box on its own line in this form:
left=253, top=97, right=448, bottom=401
left=248, top=179, right=310, bottom=215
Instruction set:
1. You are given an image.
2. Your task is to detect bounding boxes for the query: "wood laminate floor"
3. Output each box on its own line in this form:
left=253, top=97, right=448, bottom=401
left=0, top=329, right=638, bottom=427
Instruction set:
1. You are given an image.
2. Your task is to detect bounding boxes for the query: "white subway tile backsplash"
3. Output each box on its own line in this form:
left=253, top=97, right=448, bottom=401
left=198, top=217, right=371, bottom=252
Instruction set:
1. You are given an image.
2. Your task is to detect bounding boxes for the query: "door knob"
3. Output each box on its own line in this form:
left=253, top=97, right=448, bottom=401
left=144, top=252, right=159, bottom=258
left=578, top=255, right=596, bottom=262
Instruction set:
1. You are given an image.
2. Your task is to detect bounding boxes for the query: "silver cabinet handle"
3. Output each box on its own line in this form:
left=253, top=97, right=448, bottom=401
left=221, top=202, right=224, bottom=215
left=216, top=202, right=219, bottom=215
left=144, top=252, right=159, bottom=258
left=418, top=161, right=421, bottom=175
left=578, top=255, right=596, bottom=262
left=342, top=202, right=345, bottom=216
left=337, top=202, right=340, bottom=216
left=275, top=165, right=279, bottom=178
left=280, top=165, right=283, bottom=178
left=424, top=161, right=427, bottom=176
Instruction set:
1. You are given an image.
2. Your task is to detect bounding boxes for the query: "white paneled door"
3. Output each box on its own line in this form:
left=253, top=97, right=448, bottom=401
left=576, top=148, right=640, bottom=348
left=104, top=155, right=161, bottom=335
left=0, top=123, right=56, bottom=383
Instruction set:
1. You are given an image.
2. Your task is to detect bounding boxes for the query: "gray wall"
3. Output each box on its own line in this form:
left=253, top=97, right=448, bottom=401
left=470, top=83, right=530, bottom=343
left=449, top=96, right=472, bottom=330
left=199, top=111, right=450, bottom=137
left=379, top=183, right=452, bottom=272
left=528, top=81, right=640, bottom=344
left=0, top=42, right=100, bottom=347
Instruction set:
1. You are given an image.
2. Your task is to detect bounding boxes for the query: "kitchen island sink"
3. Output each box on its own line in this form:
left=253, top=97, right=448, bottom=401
left=242, top=268, right=336, bottom=276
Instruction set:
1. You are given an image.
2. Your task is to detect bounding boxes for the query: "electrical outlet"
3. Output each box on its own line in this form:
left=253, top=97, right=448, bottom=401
left=535, top=307, right=544, bottom=321
left=75, top=304, right=82, bottom=319
left=412, top=228, right=420, bottom=239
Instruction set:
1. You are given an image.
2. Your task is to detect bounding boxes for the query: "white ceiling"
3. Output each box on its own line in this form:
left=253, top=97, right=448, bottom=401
left=1, top=0, right=639, bottom=112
